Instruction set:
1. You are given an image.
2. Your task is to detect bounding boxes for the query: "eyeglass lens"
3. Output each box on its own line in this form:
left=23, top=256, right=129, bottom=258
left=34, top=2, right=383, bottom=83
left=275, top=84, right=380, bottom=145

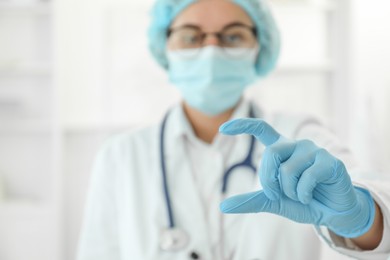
left=168, top=24, right=257, bottom=50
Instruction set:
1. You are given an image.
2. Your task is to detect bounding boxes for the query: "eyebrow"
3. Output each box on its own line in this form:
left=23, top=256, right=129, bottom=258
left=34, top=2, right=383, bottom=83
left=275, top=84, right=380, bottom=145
left=169, top=21, right=255, bottom=32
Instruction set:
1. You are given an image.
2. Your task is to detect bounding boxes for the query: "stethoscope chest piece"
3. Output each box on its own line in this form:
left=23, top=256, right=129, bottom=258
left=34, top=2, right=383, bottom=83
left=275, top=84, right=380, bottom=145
left=160, top=228, right=190, bottom=251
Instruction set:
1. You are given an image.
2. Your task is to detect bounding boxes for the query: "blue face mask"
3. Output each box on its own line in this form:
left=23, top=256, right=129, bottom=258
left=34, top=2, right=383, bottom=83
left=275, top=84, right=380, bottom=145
left=167, top=46, right=258, bottom=115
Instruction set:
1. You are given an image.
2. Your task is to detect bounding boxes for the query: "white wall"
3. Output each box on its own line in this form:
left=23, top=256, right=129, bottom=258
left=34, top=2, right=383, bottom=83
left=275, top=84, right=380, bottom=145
left=348, top=0, right=390, bottom=172
left=56, top=0, right=179, bottom=129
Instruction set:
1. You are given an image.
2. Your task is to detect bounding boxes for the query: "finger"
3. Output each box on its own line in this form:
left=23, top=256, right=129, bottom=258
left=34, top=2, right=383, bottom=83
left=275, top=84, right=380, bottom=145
left=220, top=191, right=316, bottom=226
left=219, top=118, right=282, bottom=146
left=279, top=140, right=317, bottom=201
left=296, top=149, right=334, bottom=204
left=260, top=141, right=296, bottom=200
left=220, top=190, right=277, bottom=214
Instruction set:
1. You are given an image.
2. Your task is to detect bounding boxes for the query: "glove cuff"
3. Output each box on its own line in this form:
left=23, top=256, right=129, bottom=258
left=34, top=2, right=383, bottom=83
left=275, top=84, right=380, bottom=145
left=331, top=187, right=376, bottom=238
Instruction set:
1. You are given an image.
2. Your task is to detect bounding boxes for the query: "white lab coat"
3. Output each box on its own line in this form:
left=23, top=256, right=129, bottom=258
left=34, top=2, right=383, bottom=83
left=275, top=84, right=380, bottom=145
left=77, top=100, right=390, bottom=260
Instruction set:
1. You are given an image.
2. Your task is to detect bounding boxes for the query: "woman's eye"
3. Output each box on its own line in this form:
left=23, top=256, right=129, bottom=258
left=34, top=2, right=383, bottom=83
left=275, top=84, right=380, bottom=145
left=182, top=35, right=200, bottom=45
left=221, top=34, right=244, bottom=47
left=223, top=34, right=243, bottom=44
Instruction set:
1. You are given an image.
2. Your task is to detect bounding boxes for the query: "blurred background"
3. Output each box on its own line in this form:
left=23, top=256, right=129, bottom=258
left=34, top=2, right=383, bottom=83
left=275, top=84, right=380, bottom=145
left=0, top=0, right=389, bottom=259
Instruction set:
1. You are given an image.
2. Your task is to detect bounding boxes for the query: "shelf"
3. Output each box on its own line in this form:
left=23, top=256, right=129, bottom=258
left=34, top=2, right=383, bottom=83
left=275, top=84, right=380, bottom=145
left=64, top=122, right=137, bottom=134
left=0, top=62, right=52, bottom=77
left=0, top=1, right=51, bottom=15
left=0, top=199, right=58, bottom=260
left=0, top=200, right=51, bottom=218
left=277, top=60, right=334, bottom=73
left=0, top=119, right=53, bottom=134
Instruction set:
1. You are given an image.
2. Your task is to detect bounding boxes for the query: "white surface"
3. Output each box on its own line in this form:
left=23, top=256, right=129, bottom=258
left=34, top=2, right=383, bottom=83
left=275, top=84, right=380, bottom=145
left=63, top=130, right=117, bottom=260
left=246, top=72, right=331, bottom=125
left=272, top=3, right=330, bottom=68
left=0, top=175, right=5, bottom=201
left=347, top=0, right=390, bottom=172
left=0, top=201, right=58, bottom=260
left=0, top=2, right=51, bottom=14
left=0, top=0, right=61, bottom=259
left=0, top=12, right=52, bottom=66
left=0, top=134, right=53, bottom=201
left=0, top=61, right=52, bottom=76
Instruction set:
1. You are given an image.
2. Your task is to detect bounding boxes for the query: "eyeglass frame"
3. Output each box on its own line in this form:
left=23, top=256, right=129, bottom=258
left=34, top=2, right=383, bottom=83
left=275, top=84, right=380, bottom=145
left=166, top=22, right=258, bottom=49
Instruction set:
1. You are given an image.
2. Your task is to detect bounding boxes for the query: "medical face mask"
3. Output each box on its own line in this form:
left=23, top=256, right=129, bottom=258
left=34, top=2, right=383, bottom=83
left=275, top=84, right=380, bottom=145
left=167, top=46, right=258, bottom=115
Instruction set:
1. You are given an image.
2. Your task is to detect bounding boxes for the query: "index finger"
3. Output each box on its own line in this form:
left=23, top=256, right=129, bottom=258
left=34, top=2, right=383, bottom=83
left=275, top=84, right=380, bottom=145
left=219, top=118, right=282, bottom=146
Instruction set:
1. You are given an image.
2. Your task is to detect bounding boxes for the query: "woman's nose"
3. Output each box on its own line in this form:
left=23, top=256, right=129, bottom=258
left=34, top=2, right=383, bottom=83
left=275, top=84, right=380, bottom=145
left=202, top=34, right=220, bottom=47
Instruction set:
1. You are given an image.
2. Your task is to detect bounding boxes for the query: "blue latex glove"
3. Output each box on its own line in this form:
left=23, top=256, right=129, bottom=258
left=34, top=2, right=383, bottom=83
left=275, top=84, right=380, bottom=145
left=219, top=118, right=376, bottom=238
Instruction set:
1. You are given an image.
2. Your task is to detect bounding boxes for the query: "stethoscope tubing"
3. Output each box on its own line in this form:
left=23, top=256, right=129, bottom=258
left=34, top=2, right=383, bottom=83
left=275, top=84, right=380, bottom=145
left=160, top=111, right=175, bottom=228
left=160, top=105, right=257, bottom=229
left=221, top=106, right=256, bottom=194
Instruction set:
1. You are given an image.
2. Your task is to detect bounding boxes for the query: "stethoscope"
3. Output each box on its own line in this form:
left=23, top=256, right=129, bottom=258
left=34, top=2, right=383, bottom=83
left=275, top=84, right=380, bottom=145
left=159, top=105, right=257, bottom=256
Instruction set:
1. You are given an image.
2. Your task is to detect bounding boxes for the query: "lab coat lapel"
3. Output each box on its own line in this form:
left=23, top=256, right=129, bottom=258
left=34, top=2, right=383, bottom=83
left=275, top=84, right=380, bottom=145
left=163, top=109, right=212, bottom=256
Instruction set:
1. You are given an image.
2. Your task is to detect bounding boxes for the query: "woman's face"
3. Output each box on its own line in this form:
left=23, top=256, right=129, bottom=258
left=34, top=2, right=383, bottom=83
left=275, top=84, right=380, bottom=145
left=167, top=0, right=256, bottom=50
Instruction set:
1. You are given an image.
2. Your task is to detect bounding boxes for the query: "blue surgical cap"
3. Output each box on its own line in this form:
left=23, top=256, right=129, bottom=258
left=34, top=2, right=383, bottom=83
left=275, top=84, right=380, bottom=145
left=148, top=0, right=281, bottom=77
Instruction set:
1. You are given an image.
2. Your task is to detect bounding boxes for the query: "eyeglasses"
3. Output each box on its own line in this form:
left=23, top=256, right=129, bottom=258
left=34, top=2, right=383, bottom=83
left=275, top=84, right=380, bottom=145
left=167, top=22, right=258, bottom=57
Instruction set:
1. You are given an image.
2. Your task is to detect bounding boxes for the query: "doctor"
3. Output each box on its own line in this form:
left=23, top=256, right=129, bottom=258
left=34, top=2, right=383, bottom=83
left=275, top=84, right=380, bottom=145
left=77, top=0, right=390, bottom=259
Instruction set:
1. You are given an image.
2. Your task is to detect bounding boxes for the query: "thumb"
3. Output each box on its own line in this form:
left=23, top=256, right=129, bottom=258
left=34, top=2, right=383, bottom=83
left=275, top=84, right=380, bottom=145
left=220, top=190, right=276, bottom=214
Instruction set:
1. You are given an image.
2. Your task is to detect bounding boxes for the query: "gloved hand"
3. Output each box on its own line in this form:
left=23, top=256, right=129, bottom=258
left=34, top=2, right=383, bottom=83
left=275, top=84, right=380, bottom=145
left=219, top=118, right=376, bottom=238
